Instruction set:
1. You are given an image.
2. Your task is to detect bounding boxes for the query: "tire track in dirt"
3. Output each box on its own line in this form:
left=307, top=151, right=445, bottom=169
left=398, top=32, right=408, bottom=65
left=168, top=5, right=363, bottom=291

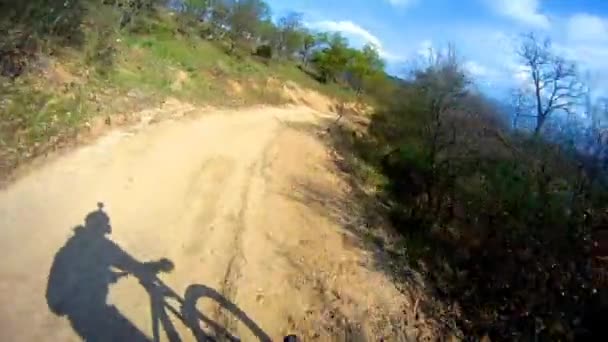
left=214, top=126, right=281, bottom=336
left=181, top=157, right=236, bottom=257
left=214, top=165, right=253, bottom=334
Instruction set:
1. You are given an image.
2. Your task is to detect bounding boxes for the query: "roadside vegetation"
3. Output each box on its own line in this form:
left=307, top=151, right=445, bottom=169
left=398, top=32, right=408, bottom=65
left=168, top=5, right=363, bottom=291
left=2, top=1, right=608, bottom=341
left=0, top=0, right=387, bottom=176
left=334, top=40, right=608, bottom=340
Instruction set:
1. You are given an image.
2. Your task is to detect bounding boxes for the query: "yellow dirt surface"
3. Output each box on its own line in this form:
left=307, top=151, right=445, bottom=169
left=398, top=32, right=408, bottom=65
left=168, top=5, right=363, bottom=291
left=0, top=105, right=422, bottom=341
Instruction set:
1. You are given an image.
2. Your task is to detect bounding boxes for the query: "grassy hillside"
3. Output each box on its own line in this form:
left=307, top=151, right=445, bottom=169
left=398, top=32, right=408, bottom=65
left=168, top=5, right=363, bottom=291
left=0, top=3, right=357, bottom=178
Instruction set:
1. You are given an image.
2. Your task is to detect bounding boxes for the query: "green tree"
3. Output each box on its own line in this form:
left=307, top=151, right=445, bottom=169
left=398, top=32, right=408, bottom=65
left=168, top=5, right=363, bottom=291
left=173, top=0, right=210, bottom=34
left=226, top=0, right=271, bottom=51
left=346, top=44, right=385, bottom=94
left=257, top=18, right=278, bottom=43
left=314, top=31, right=330, bottom=46
left=310, top=32, right=350, bottom=82
left=299, top=31, right=316, bottom=67
left=209, top=0, right=232, bottom=39
left=276, top=12, right=304, bottom=59
left=180, top=0, right=210, bottom=20
left=0, top=0, right=89, bottom=46
left=182, top=0, right=210, bottom=16
left=255, top=18, right=278, bottom=59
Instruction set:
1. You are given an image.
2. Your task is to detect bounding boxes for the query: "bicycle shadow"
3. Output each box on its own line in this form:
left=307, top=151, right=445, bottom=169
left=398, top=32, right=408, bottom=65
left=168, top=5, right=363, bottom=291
left=46, top=203, right=270, bottom=342
left=183, top=284, right=271, bottom=342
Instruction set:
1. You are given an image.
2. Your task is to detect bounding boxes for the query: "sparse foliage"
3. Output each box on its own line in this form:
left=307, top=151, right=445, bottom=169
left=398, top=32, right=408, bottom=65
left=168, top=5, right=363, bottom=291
left=346, top=44, right=385, bottom=94
left=310, top=32, right=350, bottom=82
left=181, top=0, right=210, bottom=18
left=516, top=33, right=585, bottom=135
left=299, top=32, right=316, bottom=67
left=275, top=12, right=305, bottom=59
left=225, top=0, right=271, bottom=51
left=357, top=41, right=606, bottom=340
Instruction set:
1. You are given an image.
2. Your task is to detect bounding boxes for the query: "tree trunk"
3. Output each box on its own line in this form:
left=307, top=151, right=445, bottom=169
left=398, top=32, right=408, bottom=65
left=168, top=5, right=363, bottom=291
left=534, top=115, right=545, bottom=135
left=534, top=122, right=542, bottom=135
left=534, top=72, right=544, bottom=135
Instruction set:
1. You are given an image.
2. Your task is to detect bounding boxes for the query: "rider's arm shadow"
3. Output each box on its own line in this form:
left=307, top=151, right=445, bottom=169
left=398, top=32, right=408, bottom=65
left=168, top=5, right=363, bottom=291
left=107, top=238, right=174, bottom=279
left=182, top=284, right=272, bottom=342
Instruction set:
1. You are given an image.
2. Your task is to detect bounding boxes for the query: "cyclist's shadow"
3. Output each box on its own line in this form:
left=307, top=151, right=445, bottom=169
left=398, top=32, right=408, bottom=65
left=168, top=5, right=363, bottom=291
left=46, top=203, right=270, bottom=342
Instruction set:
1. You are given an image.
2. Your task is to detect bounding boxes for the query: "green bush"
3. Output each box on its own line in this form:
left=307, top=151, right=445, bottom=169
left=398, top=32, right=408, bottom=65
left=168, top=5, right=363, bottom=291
left=0, top=85, right=87, bottom=148
left=254, top=44, right=273, bottom=60
left=354, top=56, right=604, bottom=339
left=85, top=27, right=117, bottom=75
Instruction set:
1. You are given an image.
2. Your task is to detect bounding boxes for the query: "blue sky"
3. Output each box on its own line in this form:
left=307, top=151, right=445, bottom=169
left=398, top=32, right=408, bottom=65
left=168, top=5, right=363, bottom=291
left=266, top=0, right=608, bottom=96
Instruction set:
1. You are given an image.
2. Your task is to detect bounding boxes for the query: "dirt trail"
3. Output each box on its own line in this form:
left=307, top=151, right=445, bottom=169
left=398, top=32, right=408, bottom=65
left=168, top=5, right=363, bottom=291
left=0, top=105, right=418, bottom=341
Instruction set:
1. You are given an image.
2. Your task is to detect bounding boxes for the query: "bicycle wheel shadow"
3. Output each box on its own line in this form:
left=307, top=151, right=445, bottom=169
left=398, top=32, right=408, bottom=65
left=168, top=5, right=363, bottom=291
left=182, top=284, right=271, bottom=342
left=45, top=203, right=270, bottom=342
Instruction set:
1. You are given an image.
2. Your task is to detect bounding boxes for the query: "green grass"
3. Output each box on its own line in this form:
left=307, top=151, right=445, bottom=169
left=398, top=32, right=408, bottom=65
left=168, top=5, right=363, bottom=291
left=111, top=32, right=356, bottom=106
left=0, top=81, right=89, bottom=169
left=0, top=9, right=357, bottom=178
left=107, top=17, right=356, bottom=105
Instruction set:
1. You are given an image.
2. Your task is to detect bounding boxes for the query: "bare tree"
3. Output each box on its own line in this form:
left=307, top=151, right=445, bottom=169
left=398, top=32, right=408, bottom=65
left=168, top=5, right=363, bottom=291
left=511, top=87, right=534, bottom=130
left=276, top=12, right=304, bottom=59
left=517, top=33, right=585, bottom=135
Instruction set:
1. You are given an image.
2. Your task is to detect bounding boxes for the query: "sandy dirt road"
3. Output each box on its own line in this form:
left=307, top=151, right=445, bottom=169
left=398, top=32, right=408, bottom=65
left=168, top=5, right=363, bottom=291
left=0, top=105, right=416, bottom=341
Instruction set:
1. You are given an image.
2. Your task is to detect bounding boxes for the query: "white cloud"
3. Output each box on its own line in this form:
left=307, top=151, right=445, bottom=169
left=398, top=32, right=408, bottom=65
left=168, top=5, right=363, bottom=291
left=310, top=20, right=382, bottom=46
left=558, top=14, right=608, bottom=94
left=554, top=43, right=608, bottom=95
left=308, top=20, right=404, bottom=61
left=567, top=13, right=608, bottom=43
left=511, top=63, right=531, bottom=84
left=465, top=61, right=491, bottom=77
left=378, top=49, right=405, bottom=62
left=387, top=0, right=417, bottom=8
left=485, top=0, right=550, bottom=29
left=416, top=39, right=433, bottom=58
